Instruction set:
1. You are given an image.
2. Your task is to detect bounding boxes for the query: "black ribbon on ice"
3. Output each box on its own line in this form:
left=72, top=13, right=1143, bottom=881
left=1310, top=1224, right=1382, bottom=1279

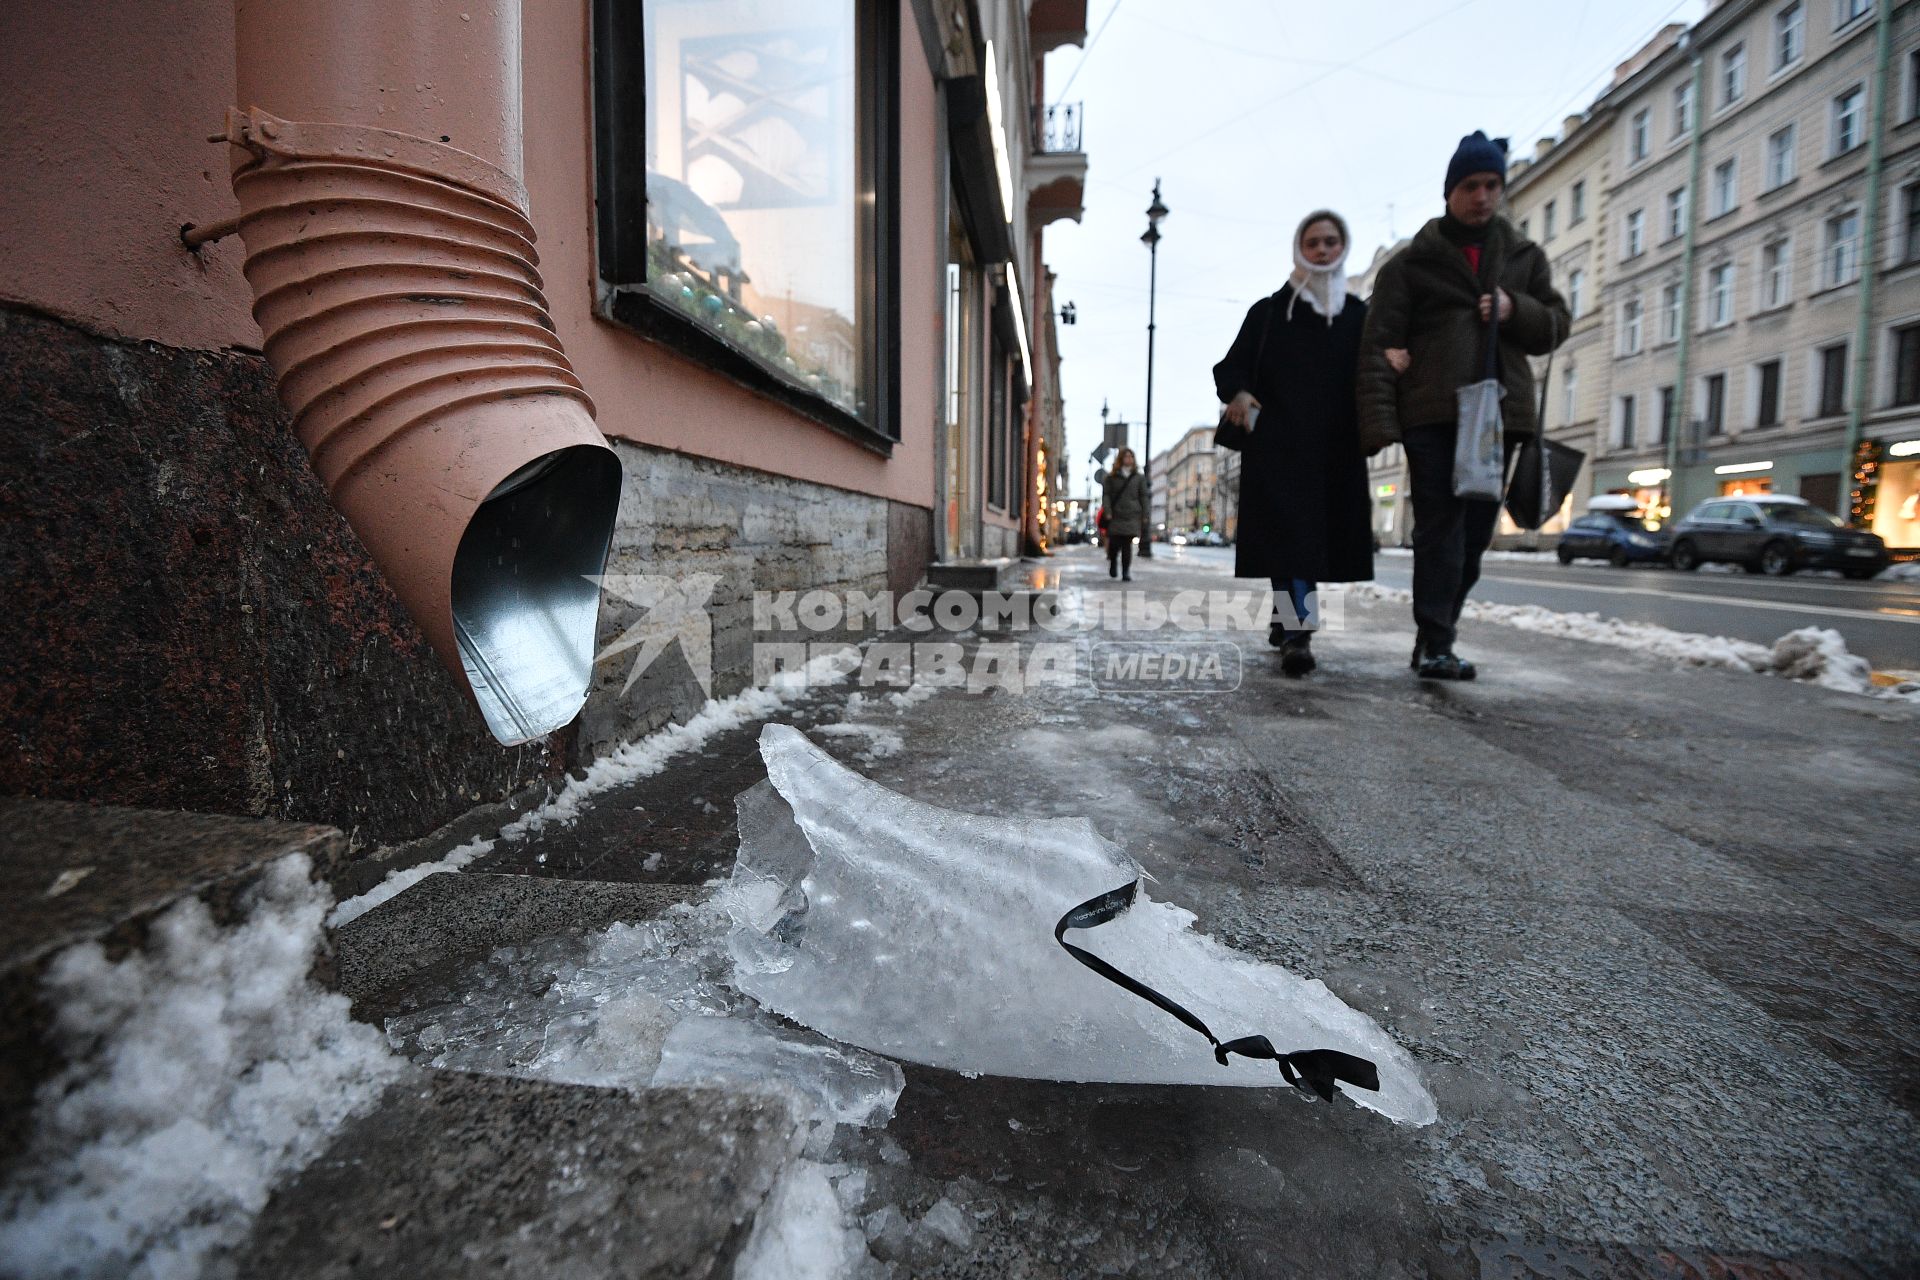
left=1053, top=881, right=1381, bottom=1104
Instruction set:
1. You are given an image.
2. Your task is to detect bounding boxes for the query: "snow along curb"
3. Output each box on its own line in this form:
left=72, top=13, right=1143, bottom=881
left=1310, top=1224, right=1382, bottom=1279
left=329, top=646, right=867, bottom=928
left=1343, top=583, right=1920, bottom=703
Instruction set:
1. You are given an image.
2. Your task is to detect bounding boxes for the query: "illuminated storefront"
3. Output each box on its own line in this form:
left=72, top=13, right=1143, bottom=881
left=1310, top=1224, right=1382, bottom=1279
left=1859, top=438, right=1920, bottom=549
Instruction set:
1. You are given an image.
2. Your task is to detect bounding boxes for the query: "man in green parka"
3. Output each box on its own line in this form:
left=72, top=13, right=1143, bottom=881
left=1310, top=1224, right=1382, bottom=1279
left=1357, top=131, right=1569, bottom=680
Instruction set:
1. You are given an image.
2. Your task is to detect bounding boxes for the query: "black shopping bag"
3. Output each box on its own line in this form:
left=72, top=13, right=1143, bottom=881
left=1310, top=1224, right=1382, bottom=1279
left=1504, top=435, right=1585, bottom=531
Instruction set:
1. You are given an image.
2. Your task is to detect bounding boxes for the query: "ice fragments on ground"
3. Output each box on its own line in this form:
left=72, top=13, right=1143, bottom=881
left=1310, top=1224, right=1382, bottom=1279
left=721, top=724, right=1436, bottom=1125
left=385, top=903, right=905, bottom=1129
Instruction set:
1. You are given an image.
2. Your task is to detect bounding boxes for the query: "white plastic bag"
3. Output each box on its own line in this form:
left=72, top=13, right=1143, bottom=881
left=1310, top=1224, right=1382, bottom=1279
left=1453, top=377, right=1505, bottom=500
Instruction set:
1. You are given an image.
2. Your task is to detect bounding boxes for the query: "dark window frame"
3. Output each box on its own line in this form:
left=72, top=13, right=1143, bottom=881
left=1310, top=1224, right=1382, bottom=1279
left=1819, top=342, right=1849, bottom=417
left=589, top=0, right=904, bottom=454
left=1895, top=324, right=1920, bottom=406
left=1704, top=372, right=1727, bottom=435
left=1757, top=358, right=1782, bottom=425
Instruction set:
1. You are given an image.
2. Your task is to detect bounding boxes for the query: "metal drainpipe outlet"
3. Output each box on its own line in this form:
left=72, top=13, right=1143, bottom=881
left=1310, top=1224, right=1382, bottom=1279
left=222, top=108, right=622, bottom=745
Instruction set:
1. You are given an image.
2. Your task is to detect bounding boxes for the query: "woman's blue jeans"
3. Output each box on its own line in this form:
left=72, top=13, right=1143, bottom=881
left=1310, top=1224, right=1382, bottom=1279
left=1270, top=577, right=1317, bottom=630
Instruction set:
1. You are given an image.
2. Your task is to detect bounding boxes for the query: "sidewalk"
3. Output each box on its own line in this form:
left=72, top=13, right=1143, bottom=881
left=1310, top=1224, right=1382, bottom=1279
left=17, top=545, right=1916, bottom=1278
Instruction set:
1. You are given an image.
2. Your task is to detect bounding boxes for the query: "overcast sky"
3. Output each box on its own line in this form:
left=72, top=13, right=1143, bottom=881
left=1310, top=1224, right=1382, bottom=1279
left=1040, top=0, right=1712, bottom=495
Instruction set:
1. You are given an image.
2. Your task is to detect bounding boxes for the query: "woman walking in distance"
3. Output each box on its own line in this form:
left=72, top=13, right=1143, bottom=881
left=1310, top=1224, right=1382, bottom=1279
left=1102, top=448, right=1147, bottom=581
left=1214, top=210, right=1375, bottom=677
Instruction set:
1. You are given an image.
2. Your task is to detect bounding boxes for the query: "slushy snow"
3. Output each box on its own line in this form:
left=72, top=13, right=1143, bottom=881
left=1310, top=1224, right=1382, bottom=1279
left=0, top=855, right=402, bottom=1280
left=1345, top=585, right=1919, bottom=703
left=720, top=725, right=1436, bottom=1125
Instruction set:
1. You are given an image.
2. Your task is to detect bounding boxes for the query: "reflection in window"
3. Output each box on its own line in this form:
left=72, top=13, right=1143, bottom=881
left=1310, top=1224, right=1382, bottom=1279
left=644, top=1, right=866, bottom=417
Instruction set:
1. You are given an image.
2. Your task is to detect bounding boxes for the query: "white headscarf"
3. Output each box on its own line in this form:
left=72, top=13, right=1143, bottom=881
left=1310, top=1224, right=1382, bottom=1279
left=1286, top=209, right=1351, bottom=326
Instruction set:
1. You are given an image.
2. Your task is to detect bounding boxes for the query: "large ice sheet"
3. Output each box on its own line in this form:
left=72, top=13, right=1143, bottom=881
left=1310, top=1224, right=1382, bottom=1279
left=723, top=725, right=1437, bottom=1125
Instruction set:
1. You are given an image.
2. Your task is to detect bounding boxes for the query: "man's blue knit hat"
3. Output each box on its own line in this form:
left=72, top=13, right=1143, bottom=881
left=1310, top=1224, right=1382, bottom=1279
left=1445, top=131, right=1509, bottom=197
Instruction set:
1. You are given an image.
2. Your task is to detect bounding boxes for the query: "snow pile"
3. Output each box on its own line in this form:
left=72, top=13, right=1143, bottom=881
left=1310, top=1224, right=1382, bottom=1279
left=328, top=835, right=494, bottom=929
left=1345, top=585, right=1918, bottom=702
left=0, top=855, right=402, bottom=1279
left=1458, top=599, right=1771, bottom=674
left=1758, top=626, right=1882, bottom=696
left=1879, top=560, right=1920, bottom=582
left=721, top=725, right=1435, bottom=1125
left=384, top=900, right=904, bottom=1130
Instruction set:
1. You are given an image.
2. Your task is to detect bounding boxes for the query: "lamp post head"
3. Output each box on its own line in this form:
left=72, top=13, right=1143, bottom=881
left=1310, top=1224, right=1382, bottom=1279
left=1146, top=178, right=1168, bottom=226
left=1140, top=224, right=1161, bottom=248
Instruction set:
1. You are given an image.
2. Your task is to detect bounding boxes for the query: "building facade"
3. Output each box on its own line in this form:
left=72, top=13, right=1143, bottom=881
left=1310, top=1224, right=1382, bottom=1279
left=0, top=0, right=1087, bottom=854
left=1360, top=0, right=1920, bottom=554
left=1151, top=425, right=1220, bottom=537
left=1592, top=0, right=1920, bottom=548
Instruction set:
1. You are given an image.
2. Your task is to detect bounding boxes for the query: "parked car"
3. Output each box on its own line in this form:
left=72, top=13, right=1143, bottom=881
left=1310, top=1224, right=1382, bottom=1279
left=1667, top=495, right=1890, bottom=577
left=1557, top=498, right=1671, bottom=567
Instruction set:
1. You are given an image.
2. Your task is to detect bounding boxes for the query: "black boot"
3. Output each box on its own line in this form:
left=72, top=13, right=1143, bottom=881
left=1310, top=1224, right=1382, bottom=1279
left=1279, top=631, right=1316, bottom=677
left=1416, top=650, right=1476, bottom=681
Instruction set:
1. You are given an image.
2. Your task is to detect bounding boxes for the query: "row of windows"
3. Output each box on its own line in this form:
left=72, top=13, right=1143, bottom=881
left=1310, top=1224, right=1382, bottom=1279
left=1623, top=1, right=1877, bottom=165
left=1618, top=89, right=1865, bottom=263
left=1605, top=323, right=1920, bottom=447
left=1609, top=186, right=1920, bottom=354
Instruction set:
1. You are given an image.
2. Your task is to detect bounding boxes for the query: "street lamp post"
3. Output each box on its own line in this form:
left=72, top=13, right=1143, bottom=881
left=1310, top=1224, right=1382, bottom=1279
left=1139, top=179, right=1167, bottom=557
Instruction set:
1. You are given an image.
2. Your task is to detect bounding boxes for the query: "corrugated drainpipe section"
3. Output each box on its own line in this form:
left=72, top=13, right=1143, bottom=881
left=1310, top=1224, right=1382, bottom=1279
left=224, top=0, right=621, bottom=746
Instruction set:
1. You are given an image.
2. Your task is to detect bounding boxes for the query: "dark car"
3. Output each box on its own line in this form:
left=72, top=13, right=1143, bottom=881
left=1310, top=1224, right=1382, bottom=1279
left=1668, top=495, right=1890, bottom=577
left=1556, top=509, right=1671, bottom=567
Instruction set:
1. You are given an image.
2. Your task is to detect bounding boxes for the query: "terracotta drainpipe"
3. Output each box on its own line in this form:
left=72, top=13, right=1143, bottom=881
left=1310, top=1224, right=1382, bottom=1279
left=222, top=0, right=621, bottom=746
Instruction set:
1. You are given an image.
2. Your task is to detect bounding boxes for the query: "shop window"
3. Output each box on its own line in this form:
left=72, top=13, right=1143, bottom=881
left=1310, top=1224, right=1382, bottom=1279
left=987, top=336, right=1008, bottom=511
left=1873, top=452, right=1920, bottom=546
left=592, top=0, right=900, bottom=439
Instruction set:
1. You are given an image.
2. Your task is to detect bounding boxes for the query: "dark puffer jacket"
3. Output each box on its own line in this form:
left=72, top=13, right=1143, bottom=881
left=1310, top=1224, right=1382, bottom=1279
left=1356, top=215, right=1569, bottom=455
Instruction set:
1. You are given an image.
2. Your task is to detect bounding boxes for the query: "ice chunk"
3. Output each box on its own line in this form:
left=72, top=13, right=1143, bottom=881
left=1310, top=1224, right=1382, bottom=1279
left=653, top=1017, right=904, bottom=1129
left=384, top=902, right=904, bottom=1129
left=723, top=725, right=1437, bottom=1126
left=733, top=1160, right=867, bottom=1280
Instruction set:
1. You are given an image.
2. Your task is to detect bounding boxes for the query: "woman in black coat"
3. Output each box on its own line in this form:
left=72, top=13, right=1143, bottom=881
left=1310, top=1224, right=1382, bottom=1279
left=1213, top=209, right=1375, bottom=676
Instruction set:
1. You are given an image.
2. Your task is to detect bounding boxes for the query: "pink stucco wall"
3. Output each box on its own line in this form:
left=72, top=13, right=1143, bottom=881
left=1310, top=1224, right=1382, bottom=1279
left=0, top=0, right=258, bottom=351
left=1, top=0, right=935, bottom=510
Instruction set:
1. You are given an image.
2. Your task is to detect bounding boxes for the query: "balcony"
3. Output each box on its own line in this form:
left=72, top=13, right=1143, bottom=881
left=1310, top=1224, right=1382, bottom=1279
left=1027, top=102, right=1087, bottom=227
left=1029, top=0, right=1089, bottom=54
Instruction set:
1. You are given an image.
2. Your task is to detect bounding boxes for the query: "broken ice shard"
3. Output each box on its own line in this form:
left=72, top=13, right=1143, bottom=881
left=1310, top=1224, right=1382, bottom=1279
left=722, top=724, right=1437, bottom=1126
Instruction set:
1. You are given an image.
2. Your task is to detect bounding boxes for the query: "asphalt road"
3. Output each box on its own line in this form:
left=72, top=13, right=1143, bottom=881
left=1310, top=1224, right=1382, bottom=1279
left=1152, top=543, right=1920, bottom=672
